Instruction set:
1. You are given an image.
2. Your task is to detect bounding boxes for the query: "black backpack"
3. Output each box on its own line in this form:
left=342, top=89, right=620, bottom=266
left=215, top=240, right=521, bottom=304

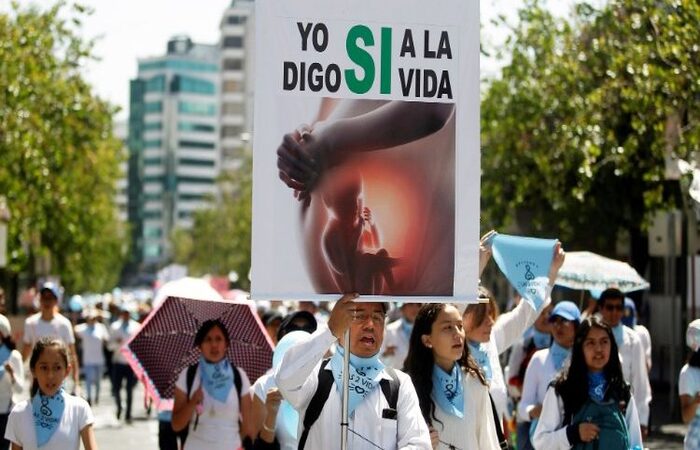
left=298, top=358, right=401, bottom=450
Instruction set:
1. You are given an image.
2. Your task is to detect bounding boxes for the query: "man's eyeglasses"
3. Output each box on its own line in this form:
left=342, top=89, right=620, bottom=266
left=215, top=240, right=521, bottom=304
left=603, top=304, right=624, bottom=311
left=351, top=310, right=386, bottom=324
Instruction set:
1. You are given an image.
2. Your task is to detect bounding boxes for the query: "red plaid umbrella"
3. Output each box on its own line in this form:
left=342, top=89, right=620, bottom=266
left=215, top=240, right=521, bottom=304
left=121, top=296, right=273, bottom=408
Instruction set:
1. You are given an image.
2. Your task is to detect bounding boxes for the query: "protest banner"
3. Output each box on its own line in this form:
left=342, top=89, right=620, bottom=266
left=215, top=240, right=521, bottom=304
left=251, top=0, right=479, bottom=301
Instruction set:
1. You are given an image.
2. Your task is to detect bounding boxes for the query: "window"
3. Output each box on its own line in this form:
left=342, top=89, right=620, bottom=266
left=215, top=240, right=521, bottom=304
left=144, top=243, right=161, bottom=258
left=222, top=80, right=244, bottom=93
left=178, top=176, right=215, bottom=185
left=226, top=15, right=247, bottom=25
left=178, top=101, right=216, bottom=116
left=223, top=58, right=244, bottom=71
left=139, top=59, right=218, bottom=73
left=171, top=75, right=215, bottom=95
left=145, top=101, right=163, bottom=113
left=144, top=139, right=162, bottom=148
left=144, top=227, right=162, bottom=238
left=223, top=36, right=244, bottom=48
left=179, top=193, right=206, bottom=201
left=144, top=193, right=162, bottom=201
left=144, top=157, right=162, bottom=166
left=179, top=140, right=215, bottom=149
left=145, top=75, right=165, bottom=92
left=179, top=158, right=215, bottom=167
left=222, top=102, right=244, bottom=115
left=144, top=122, right=162, bottom=131
left=178, top=122, right=215, bottom=133
left=178, top=211, right=192, bottom=219
left=221, top=125, right=243, bottom=138
left=143, top=210, right=162, bottom=219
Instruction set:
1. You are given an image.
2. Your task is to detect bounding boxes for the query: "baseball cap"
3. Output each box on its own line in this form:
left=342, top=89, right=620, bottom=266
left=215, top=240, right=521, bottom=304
left=39, top=282, right=61, bottom=301
left=277, top=311, right=317, bottom=341
left=549, top=301, right=581, bottom=323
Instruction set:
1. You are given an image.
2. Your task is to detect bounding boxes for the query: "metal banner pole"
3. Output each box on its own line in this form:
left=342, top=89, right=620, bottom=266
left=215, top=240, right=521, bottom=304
left=340, top=328, right=350, bottom=450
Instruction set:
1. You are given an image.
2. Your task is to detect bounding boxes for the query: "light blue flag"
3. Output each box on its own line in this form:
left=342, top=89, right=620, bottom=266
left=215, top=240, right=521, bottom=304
left=490, top=233, right=557, bottom=312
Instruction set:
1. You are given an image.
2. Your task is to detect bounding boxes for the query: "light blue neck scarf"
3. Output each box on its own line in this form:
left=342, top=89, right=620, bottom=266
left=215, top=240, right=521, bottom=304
left=400, top=318, right=413, bottom=338
left=0, top=345, right=11, bottom=379
left=588, top=371, right=607, bottom=402
left=468, top=341, right=492, bottom=381
left=432, top=363, right=463, bottom=418
left=330, top=347, right=384, bottom=416
left=32, top=388, right=66, bottom=447
left=549, top=342, right=571, bottom=371
left=533, top=329, right=552, bottom=349
left=199, top=356, right=234, bottom=403
left=612, top=324, right=624, bottom=348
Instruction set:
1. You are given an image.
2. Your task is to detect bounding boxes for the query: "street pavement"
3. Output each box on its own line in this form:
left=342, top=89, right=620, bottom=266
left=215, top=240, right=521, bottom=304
left=86, top=377, right=685, bottom=449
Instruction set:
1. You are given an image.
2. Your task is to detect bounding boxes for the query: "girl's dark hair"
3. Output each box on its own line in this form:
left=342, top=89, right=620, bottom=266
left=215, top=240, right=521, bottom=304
left=403, top=303, right=486, bottom=427
left=463, top=286, right=500, bottom=329
left=30, top=337, right=70, bottom=396
left=553, top=316, right=631, bottom=422
left=689, top=349, right=700, bottom=368
left=194, top=319, right=230, bottom=348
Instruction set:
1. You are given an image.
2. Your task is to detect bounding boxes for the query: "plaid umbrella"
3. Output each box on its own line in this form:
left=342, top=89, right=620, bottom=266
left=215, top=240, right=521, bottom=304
left=555, top=251, right=650, bottom=293
left=121, top=296, right=273, bottom=408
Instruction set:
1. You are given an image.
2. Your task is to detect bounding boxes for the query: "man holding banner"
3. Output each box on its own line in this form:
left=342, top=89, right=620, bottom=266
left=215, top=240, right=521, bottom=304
left=274, top=295, right=431, bottom=449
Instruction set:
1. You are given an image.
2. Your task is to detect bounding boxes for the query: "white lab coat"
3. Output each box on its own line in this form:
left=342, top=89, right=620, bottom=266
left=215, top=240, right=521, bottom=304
left=617, top=325, right=652, bottom=425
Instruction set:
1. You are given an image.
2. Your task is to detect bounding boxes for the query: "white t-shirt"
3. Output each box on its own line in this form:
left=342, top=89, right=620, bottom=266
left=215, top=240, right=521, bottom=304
left=22, top=314, right=75, bottom=347
left=680, top=364, right=700, bottom=409
left=5, top=393, right=94, bottom=450
left=174, top=364, right=251, bottom=450
left=251, top=372, right=297, bottom=450
left=380, top=319, right=411, bottom=370
left=75, top=323, right=109, bottom=366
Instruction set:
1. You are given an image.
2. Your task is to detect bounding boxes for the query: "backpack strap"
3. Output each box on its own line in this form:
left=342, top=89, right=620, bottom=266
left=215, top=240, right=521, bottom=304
left=233, top=364, right=242, bottom=399
left=186, top=363, right=198, bottom=398
left=379, top=367, right=400, bottom=411
left=489, top=392, right=510, bottom=450
left=298, top=358, right=333, bottom=450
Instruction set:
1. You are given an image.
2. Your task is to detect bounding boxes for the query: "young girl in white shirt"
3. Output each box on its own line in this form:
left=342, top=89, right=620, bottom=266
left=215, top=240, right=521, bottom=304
left=5, top=337, right=96, bottom=450
left=405, top=303, right=501, bottom=450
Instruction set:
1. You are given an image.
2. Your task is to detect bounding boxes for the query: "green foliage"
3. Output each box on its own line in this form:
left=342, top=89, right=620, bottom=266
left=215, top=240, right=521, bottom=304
left=171, top=153, right=252, bottom=290
left=0, top=2, right=127, bottom=292
left=481, top=0, right=700, bottom=254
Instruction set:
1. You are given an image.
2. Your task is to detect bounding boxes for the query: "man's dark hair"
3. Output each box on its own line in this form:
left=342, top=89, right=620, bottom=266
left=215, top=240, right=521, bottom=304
left=598, top=287, right=624, bottom=307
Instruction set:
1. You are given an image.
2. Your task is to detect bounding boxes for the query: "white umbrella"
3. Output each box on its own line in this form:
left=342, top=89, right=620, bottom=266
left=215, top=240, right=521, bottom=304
left=555, top=251, right=650, bottom=293
left=152, top=277, right=223, bottom=308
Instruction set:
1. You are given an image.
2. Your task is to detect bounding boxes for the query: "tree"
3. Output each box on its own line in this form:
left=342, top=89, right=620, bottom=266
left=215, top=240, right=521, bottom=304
left=481, top=0, right=700, bottom=271
left=0, top=2, right=127, bottom=293
left=171, top=152, right=252, bottom=290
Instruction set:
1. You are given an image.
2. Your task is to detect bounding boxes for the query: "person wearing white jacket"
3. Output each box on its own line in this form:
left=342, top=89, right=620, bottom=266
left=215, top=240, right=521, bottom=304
left=0, top=315, right=24, bottom=450
left=274, top=295, right=431, bottom=450
left=533, top=316, right=642, bottom=450
left=404, top=303, right=500, bottom=450
left=517, top=301, right=580, bottom=450
left=597, top=288, right=651, bottom=434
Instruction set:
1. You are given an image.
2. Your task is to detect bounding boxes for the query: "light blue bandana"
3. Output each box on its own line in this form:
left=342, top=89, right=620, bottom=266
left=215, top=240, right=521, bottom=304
left=549, top=342, right=571, bottom=371
left=533, top=329, right=552, bottom=349
left=32, top=388, right=66, bottom=447
left=330, top=347, right=384, bottom=416
left=468, top=341, right=492, bottom=381
left=612, top=324, right=624, bottom=349
left=400, top=318, right=414, bottom=338
left=0, top=345, right=11, bottom=379
left=432, top=363, right=463, bottom=418
left=199, top=356, right=234, bottom=404
left=588, top=371, right=607, bottom=402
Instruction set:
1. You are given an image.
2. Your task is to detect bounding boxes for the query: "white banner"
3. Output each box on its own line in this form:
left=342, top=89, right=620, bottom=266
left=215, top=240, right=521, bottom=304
left=251, top=0, right=480, bottom=302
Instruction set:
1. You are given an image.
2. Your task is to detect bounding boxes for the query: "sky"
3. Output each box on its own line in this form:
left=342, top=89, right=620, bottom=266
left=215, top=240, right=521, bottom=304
left=10, top=0, right=578, bottom=121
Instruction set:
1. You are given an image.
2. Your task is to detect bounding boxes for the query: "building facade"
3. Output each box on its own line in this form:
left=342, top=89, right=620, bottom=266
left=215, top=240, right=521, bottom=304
left=127, top=36, right=220, bottom=268
left=219, top=0, right=255, bottom=171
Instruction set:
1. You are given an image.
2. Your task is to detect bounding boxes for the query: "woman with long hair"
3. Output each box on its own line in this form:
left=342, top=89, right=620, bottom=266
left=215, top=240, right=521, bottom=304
left=532, top=316, right=642, bottom=449
left=404, top=303, right=500, bottom=449
left=679, top=319, right=700, bottom=449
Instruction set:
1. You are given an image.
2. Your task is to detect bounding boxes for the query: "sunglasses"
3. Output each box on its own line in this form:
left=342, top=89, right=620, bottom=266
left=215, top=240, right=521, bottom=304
left=603, top=304, right=624, bottom=311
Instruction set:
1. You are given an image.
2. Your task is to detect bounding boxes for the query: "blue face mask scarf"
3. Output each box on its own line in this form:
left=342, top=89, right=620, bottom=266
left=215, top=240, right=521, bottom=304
left=199, top=356, right=234, bottom=403
left=32, top=388, right=66, bottom=447
left=549, top=342, right=571, bottom=371
left=588, top=371, right=607, bottom=402
left=468, top=341, right=492, bottom=381
left=533, top=329, right=552, bottom=349
left=432, top=363, right=464, bottom=418
left=0, top=345, right=11, bottom=379
left=400, top=318, right=413, bottom=338
left=489, top=233, right=558, bottom=312
left=612, top=324, right=624, bottom=348
left=330, top=346, right=384, bottom=416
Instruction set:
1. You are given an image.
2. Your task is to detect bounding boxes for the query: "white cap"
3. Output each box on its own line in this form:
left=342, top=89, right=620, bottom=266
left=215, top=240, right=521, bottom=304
left=687, top=319, right=700, bottom=351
